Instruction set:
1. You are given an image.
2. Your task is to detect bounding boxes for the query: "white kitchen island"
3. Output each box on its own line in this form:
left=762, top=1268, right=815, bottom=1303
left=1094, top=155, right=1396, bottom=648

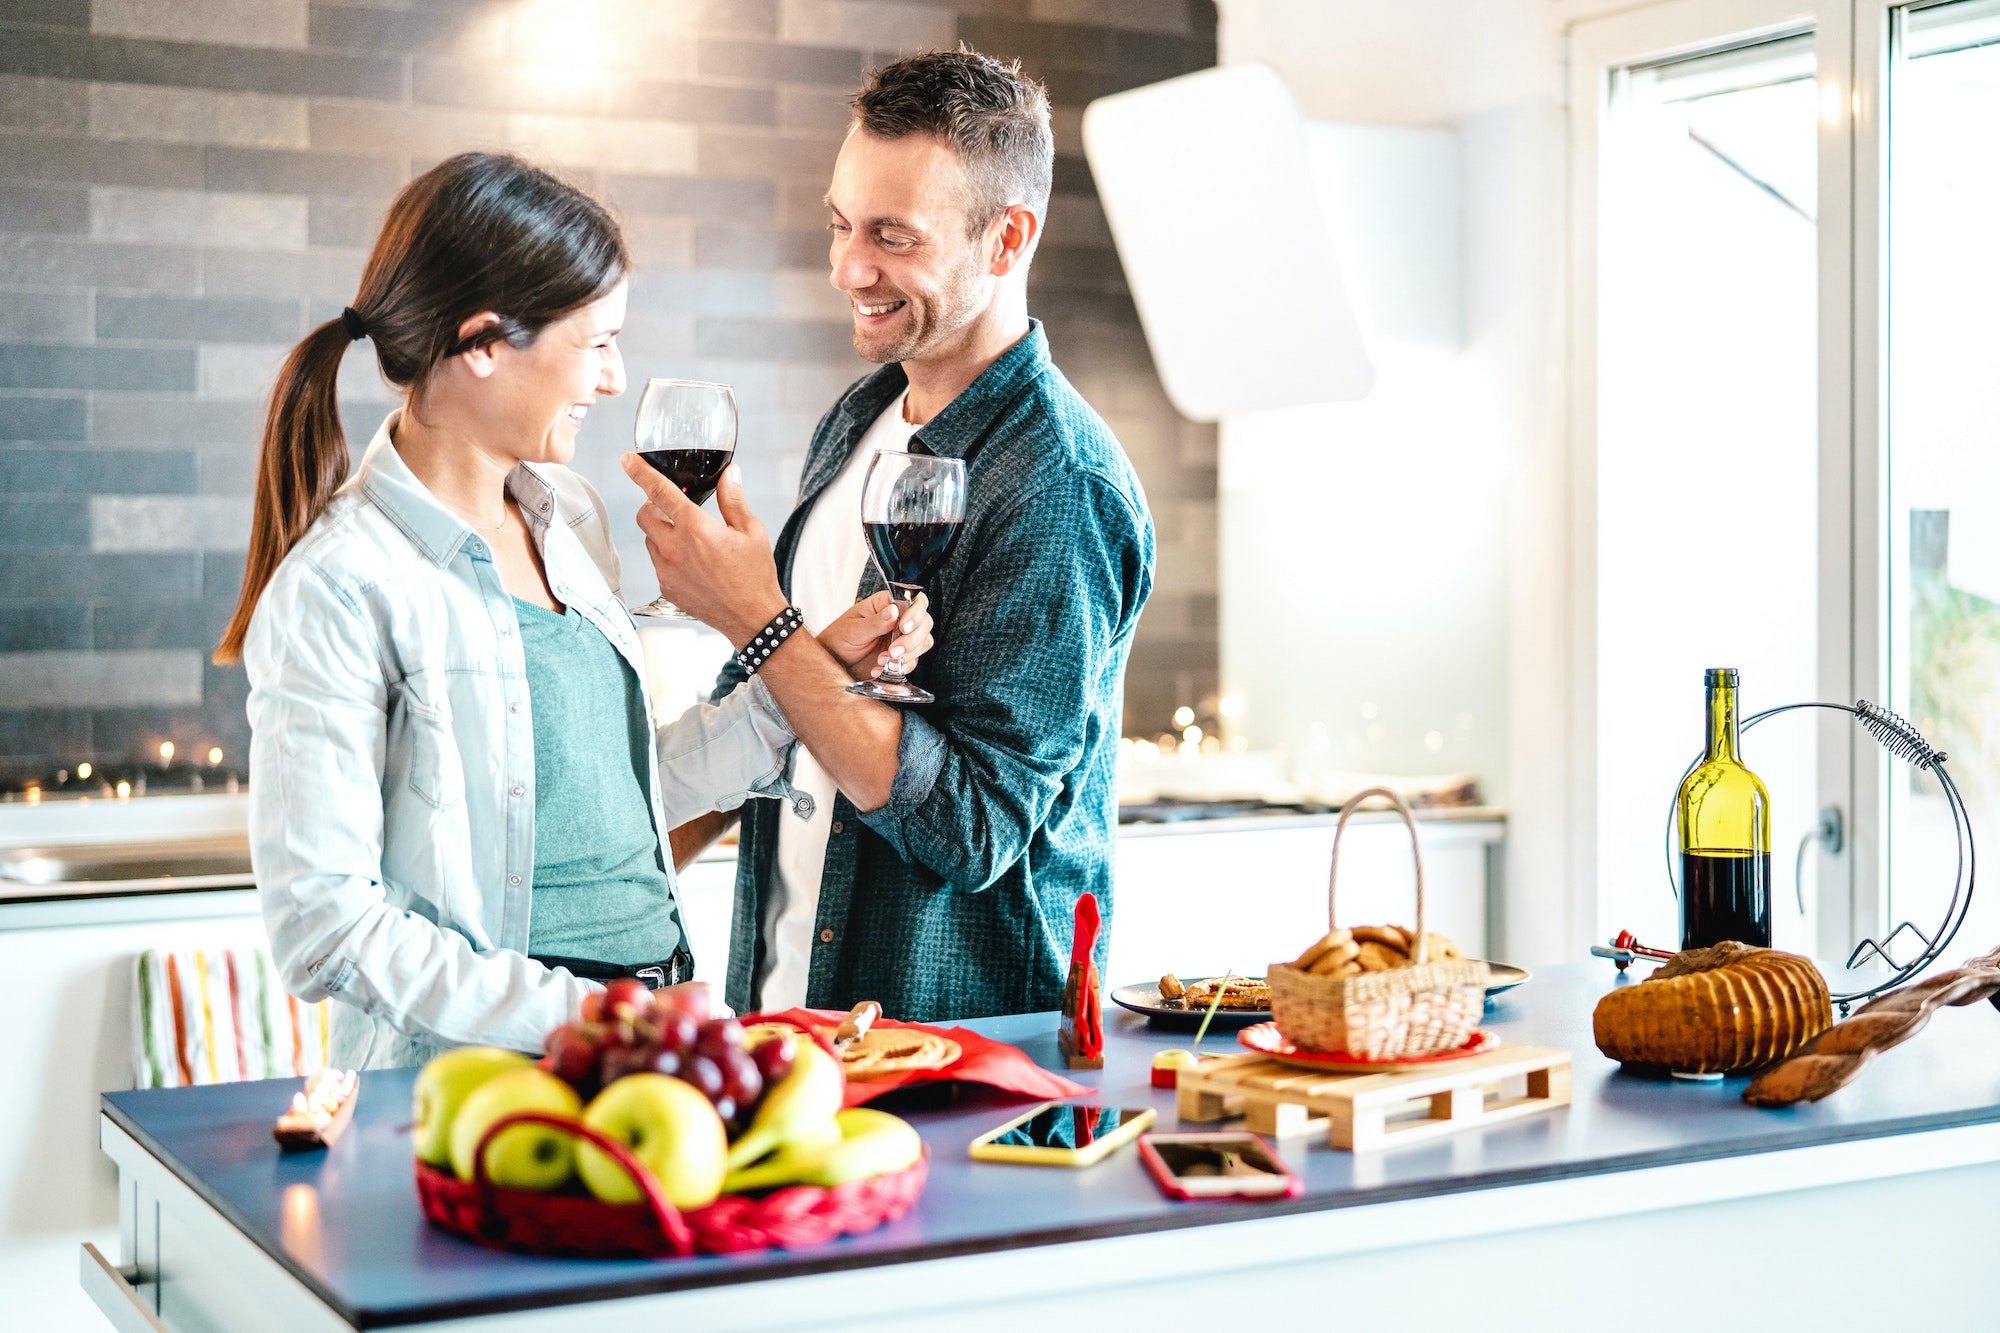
left=86, top=965, right=2000, bottom=1332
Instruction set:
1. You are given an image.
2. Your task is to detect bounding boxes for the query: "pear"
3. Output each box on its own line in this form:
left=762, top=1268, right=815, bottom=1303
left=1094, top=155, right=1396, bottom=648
left=724, top=1039, right=843, bottom=1173
left=410, top=1046, right=530, bottom=1166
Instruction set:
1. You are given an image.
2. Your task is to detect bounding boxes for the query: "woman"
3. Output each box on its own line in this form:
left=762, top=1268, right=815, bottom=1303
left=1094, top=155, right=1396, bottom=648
left=216, top=152, right=928, bottom=1070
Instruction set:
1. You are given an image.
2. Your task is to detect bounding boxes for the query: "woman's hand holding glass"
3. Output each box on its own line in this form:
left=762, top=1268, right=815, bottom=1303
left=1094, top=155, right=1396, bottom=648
left=821, top=590, right=933, bottom=683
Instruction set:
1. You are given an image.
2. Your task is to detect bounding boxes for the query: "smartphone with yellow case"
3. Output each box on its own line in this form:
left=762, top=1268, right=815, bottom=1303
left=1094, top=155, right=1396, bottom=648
left=967, top=1102, right=1156, bottom=1167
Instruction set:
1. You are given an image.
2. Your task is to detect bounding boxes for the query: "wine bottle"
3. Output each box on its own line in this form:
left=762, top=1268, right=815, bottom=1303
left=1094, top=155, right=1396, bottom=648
left=1676, top=668, right=1772, bottom=949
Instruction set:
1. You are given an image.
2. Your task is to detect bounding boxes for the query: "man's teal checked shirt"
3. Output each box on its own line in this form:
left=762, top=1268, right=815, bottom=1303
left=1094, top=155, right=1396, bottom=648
left=714, top=321, right=1156, bottom=1022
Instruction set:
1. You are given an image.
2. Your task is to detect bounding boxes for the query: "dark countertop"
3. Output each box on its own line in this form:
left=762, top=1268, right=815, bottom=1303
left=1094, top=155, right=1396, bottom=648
left=102, top=962, right=2000, bottom=1328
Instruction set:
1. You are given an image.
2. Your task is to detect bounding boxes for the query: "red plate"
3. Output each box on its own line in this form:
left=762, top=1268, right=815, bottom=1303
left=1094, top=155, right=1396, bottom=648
left=1238, top=1023, right=1498, bottom=1072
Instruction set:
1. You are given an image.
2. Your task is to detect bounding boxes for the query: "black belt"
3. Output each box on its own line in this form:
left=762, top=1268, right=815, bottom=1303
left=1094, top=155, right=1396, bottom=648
left=531, top=945, right=693, bottom=990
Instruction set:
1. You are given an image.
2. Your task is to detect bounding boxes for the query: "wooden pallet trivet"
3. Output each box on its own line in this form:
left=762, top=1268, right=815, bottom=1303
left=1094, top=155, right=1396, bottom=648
left=1176, top=1043, right=1571, bottom=1152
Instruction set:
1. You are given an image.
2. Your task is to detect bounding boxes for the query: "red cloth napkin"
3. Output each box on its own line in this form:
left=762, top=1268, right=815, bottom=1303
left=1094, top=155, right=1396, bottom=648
left=752, top=1008, right=1090, bottom=1107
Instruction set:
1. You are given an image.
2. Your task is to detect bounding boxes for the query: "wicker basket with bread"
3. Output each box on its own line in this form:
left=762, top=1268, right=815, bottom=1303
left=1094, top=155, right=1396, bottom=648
left=1268, top=787, right=1490, bottom=1060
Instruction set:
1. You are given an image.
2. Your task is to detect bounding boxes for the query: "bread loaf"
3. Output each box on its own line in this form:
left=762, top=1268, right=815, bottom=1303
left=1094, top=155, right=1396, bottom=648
left=1592, top=942, right=1832, bottom=1073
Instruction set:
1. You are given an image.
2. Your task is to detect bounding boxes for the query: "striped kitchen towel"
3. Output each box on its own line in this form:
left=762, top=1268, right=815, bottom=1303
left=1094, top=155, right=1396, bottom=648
left=132, top=948, right=330, bottom=1089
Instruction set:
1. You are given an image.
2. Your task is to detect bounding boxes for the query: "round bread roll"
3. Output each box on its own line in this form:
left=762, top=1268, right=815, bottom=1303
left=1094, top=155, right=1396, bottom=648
left=1592, top=942, right=1832, bottom=1074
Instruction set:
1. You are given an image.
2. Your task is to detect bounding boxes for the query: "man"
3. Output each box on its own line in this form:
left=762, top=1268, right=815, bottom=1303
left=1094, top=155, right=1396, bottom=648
left=621, top=48, right=1154, bottom=1022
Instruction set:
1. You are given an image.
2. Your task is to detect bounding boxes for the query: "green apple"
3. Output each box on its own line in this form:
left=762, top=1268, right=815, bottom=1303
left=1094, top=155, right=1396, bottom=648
left=448, top=1066, right=583, bottom=1189
left=411, top=1046, right=530, bottom=1166
left=577, top=1073, right=727, bottom=1209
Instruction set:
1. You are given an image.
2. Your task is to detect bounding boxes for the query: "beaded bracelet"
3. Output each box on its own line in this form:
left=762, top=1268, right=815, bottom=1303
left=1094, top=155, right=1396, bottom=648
left=735, top=605, right=804, bottom=675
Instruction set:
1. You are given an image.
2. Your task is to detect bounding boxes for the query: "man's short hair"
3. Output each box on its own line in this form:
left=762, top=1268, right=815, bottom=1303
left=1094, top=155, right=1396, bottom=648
left=851, top=47, right=1054, bottom=238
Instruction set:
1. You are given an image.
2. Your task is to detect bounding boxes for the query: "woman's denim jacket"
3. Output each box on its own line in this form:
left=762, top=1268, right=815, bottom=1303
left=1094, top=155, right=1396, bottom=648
left=246, top=413, right=796, bottom=1070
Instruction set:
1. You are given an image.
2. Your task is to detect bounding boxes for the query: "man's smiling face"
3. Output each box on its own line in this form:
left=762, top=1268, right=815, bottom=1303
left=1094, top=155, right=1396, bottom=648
left=825, top=127, right=995, bottom=366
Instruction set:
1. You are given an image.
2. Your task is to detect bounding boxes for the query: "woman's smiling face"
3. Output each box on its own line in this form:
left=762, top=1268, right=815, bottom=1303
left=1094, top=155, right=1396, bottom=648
left=483, top=279, right=629, bottom=465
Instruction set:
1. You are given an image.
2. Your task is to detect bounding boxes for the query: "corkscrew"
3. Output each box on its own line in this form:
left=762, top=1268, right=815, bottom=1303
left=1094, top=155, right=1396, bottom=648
left=1657, top=699, right=1975, bottom=1014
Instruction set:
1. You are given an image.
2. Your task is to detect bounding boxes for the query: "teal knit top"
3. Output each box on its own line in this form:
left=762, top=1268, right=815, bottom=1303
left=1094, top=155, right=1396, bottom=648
left=514, top=598, right=682, bottom=966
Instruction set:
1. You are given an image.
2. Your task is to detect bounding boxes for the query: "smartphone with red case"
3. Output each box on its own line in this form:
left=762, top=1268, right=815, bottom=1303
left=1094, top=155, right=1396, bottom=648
left=1137, top=1131, right=1302, bottom=1200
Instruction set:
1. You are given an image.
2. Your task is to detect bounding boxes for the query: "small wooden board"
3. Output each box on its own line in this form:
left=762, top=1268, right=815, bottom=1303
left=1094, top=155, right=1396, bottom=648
left=1176, top=1043, right=1571, bottom=1153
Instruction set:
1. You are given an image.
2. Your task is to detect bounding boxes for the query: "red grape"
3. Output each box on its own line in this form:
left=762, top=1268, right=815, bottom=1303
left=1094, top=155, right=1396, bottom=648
left=545, top=1025, right=601, bottom=1087
left=647, top=1047, right=683, bottom=1078
left=598, top=1040, right=656, bottom=1087
left=655, top=1014, right=699, bottom=1055
left=713, top=1095, right=738, bottom=1123
left=719, top=1047, right=763, bottom=1107
left=682, top=1053, right=724, bottom=1101
left=600, top=978, right=652, bottom=1019
left=579, top=991, right=606, bottom=1024
left=695, top=1018, right=746, bottom=1062
left=653, top=982, right=713, bottom=1024
left=751, top=1033, right=796, bottom=1086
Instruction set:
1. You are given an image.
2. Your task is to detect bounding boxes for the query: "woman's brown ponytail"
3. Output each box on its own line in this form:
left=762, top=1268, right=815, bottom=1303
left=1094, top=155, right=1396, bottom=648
left=213, top=318, right=356, bottom=663
left=212, top=151, right=629, bottom=665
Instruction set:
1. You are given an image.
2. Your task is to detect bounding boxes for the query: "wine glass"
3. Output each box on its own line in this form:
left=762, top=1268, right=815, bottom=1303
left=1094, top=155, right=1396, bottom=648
left=629, top=378, right=736, bottom=620
left=847, top=449, right=966, bottom=704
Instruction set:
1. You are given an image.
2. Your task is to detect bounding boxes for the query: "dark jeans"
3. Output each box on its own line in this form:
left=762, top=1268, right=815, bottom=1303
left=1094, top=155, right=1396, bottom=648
left=530, top=944, right=693, bottom=990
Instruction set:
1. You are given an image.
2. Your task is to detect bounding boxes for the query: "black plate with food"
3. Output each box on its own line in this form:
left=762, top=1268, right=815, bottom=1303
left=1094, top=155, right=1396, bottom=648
left=1113, top=962, right=1532, bottom=1027
left=1110, top=976, right=1272, bottom=1028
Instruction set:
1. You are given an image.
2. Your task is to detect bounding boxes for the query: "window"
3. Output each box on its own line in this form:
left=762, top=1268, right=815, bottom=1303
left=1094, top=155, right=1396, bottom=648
left=1594, top=32, right=1823, bottom=950
left=1885, top=0, right=2000, bottom=957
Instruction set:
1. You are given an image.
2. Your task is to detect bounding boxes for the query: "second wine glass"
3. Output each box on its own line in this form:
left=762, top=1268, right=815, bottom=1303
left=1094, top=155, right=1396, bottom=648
left=629, top=378, right=736, bottom=620
left=848, top=449, right=966, bottom=704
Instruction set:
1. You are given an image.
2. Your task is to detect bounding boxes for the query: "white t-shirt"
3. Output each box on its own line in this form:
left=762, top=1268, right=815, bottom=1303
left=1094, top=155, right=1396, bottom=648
left=759, top=391, right=916, bottom=1009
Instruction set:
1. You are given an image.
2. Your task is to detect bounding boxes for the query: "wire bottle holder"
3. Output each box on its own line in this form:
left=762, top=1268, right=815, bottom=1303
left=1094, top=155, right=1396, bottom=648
left=1662, top=699, right=1975, bottom=1014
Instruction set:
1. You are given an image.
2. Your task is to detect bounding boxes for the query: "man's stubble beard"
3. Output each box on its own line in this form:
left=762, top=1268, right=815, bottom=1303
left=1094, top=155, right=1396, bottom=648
left=852, top=247, right=988, bottom=366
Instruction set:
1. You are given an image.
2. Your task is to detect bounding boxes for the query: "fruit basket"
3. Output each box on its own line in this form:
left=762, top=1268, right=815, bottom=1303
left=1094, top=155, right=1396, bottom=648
left=1267, top=787, right=1490, bottom=1060
left=416, top=1111, right=928, bottom=1258
left=411, top=993, right=929, bottom=1260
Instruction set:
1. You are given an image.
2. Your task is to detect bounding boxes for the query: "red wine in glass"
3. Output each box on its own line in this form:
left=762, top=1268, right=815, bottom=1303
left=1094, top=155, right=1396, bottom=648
left=849, top=450, right=966, bottom=705
left=628, top=379, right=736, bottom=620
left=640, top=448, right=731, bottom=506
left=863, top=520, right=957, bottom=588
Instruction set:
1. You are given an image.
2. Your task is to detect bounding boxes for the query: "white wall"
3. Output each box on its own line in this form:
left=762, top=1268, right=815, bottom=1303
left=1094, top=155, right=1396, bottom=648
left=1213, top=0, right=1569, bottom=964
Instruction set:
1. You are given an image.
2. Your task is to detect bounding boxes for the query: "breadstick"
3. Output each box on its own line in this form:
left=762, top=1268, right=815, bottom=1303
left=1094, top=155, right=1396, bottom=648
left=1292, top=928, right=1355, bottom=971
left=1352, top=925, right=1411, bottom=952
left=1307, top=939, right=1361, bottom=975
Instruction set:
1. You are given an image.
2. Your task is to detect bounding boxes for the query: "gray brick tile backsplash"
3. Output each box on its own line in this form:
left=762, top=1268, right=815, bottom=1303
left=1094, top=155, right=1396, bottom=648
left=88, top=84, right=310, bottom=149
left=0, top=236, right=200, bottom=291
left=90, top=395, right=261, bottom=446
left=0, top=0, right=1216, bottom=772
left=307, top=1, right=511, bottom=57
left=0, top=182, right=90, bottom=233
left=697, top=316, right=855, bottom=362
left=0, top=552, right=200, bottom=599
left=701, top=0, right=781, bottom=36
left=698, top=38, right=864, bottom=87
left=204, top=146, right=405, bottom=198
left=0, top=291, right=91, bottom=342
left=2, top=649, right=205, bottom=707
left=200, top=246, right=365, bottom=299
left=0, top=445, right=196, bottom=493
left=0, top=396, right=86, bottom=442
left=0, top=606, right=89, bottom=652
left=0, top=0, right=89, bottom=28
left=695, top=223, right=826, bottom=268
left=608, top=173, right=776, bottom=222
left=96, top=294, right=304, bottom=344
left=413, top=60, right=605, bottom=117
left=91, top=598, right=228, bottom=652
left=606, top=80, right=778, bottom=127
left=0, top=73, right=88, bottom=134
left=0, top=496, right=89, bottom=547
left=0, top=344, right=196, bottom=392
left=0, top=132, right=204, bottom=189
